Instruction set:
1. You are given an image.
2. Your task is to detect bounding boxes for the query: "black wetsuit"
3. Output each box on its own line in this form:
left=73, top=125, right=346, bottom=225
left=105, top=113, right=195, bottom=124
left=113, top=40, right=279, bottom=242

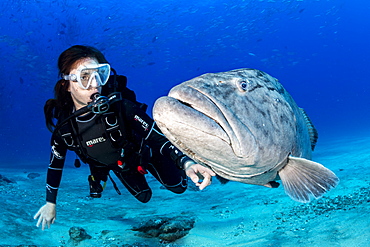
left=46, top=98, right=189, bottom=204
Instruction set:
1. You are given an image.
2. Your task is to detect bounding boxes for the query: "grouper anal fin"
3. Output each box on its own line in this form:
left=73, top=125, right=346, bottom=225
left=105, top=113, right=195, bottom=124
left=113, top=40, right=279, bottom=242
left=278, top=156, right=339, bottom=203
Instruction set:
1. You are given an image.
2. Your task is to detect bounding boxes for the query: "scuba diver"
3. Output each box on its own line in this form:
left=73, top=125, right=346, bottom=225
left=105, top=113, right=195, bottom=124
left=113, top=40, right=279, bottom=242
left=34, top=45, right=215, bottom=230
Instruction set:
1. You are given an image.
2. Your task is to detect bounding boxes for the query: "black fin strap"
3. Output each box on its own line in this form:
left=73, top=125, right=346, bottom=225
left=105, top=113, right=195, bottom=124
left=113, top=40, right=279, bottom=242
left=108, top=173, right=121, bottom=195
left=74, top=158, right=81, bottom=168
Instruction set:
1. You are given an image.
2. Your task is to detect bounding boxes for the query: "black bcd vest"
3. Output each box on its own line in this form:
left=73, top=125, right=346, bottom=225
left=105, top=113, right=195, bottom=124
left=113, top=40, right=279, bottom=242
left=53, top=74, right=148, bottom=169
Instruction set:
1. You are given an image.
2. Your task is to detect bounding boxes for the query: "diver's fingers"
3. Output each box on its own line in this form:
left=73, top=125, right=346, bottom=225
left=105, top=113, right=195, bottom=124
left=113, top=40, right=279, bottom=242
left=186, top=168, right=200, bottom=184
left=198, top=171, right=212, bottom=190
left=34, top=210, right=41, bottom=220
left=36, top=214, right=42, bottom=228
left=194, top=165, right=216, bottom=181
left=42, top=218, right=46, bottom=231
left=186, top=165, right=215, bottom=190
left=201, top=166, right=216, bottom=177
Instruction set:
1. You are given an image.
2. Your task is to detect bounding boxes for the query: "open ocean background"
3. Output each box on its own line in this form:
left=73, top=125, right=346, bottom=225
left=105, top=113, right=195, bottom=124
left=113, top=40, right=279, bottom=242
left=1, top=1, right=370, bottom=246
left=0, top=0, right=369, bottom=168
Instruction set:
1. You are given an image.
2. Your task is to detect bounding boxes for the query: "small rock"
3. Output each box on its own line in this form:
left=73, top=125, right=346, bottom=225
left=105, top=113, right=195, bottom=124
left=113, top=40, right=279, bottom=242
left=68, top=226, right=92, bottom=246
left=122, top=243, right=150, bottom=247
left=101, top=230, right=111, bottom=236
left=0, top=174, right=15, bottom=185
left=0, top=245, right=38, bottom=247
left=27, top=172, right=41, bottom=179
left=132, top=216, right=195, bottom=243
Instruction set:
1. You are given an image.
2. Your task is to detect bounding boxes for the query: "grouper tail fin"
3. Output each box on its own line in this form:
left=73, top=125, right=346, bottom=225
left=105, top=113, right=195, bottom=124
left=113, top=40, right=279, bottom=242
left=278, top=156, right=339, bottom=203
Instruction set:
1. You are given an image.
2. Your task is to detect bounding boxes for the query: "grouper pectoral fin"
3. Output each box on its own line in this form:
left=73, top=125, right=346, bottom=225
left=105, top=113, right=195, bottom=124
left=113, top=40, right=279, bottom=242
left=278, top=156, right=339, bottom=203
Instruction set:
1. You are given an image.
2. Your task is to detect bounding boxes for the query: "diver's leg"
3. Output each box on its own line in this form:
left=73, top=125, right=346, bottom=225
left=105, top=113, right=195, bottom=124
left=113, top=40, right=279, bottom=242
left=113, top=169, right=152, bottom=203
left=88, top=166, right=109, bottom=198
left=147, top=153, right=187, bottom=194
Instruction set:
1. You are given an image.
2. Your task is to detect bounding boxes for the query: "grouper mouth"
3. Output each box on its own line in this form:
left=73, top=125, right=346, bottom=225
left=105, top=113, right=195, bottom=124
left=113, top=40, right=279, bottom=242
left=154, top=84, right=255, bottom=159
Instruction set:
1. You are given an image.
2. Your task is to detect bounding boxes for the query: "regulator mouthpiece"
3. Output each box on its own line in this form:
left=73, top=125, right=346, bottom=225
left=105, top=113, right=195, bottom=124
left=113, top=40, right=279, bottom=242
left=90, top=93, right=110, bottom=114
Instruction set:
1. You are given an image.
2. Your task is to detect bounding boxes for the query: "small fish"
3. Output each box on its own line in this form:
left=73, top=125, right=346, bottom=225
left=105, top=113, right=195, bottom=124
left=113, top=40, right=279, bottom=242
left=152, top=36, right=158, bottom=43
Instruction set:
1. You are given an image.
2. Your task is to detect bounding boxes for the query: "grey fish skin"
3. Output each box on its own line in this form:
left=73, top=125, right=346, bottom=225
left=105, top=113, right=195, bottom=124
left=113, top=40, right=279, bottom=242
left=153, top=68, right=339, bottom=203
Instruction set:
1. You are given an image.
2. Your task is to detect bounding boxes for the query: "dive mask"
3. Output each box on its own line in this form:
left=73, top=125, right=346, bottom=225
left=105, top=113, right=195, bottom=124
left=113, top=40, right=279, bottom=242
left=63, top=63, right=111, bottom=89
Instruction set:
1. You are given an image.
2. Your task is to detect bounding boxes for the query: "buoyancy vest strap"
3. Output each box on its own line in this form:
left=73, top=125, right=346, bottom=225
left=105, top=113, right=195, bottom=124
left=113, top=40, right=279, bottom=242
left=53, top=92, right=122, bottom=135
left=108, top=173, right=122, bottom=195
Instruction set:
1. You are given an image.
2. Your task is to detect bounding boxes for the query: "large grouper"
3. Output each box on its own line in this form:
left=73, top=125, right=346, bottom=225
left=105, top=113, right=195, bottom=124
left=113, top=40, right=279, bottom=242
left=153, top=68, right=339, bottom=203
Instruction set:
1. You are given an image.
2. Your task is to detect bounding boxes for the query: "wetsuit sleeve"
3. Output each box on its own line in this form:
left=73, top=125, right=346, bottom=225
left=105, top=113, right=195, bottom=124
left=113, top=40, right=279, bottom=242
left=122, top=99, right=193, bottom=169
left=46, top=135, right=68, bottom=204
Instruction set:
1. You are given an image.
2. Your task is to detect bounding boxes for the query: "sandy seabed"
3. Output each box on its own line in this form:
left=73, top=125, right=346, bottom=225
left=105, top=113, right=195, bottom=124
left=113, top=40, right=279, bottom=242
left=0, top=134, right=369, bottom=247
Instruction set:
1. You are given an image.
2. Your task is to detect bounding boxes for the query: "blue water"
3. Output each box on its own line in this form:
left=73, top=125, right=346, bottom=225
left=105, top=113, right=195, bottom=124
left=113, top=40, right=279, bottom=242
left=0, top=0, right=369, bottom=166
left=0, top=1, right=370, bottom=246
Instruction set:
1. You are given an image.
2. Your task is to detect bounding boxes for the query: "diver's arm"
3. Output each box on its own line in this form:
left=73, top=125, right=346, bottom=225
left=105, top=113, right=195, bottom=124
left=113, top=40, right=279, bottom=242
left=121, top=99, right=189, bottom=166
left=122, top=99, right=215, bottom=189
left=46, top=138, right=67, bottom=204
left=156, top=138, right=216, bottom=189
left=144, top=121, right=216, bottom=189
left=145, top=123, right=216, bottom=189
left=34, top=137, right=67, bottom=230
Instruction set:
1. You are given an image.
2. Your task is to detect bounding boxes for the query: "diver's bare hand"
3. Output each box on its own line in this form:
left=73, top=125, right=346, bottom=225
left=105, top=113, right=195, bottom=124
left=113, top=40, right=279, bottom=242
left=34, top=202, right=56, bottom=230
left=185, top=163, right=216, bottom=190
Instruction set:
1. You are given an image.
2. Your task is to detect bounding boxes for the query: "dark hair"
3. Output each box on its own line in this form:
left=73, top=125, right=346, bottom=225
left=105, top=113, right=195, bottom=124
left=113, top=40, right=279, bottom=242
left=44, top=45, right=109, bottom=132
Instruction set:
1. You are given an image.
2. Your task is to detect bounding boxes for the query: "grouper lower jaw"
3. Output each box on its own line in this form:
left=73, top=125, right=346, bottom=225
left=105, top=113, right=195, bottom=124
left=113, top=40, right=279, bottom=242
left=155, top=96, right=230, bottom=142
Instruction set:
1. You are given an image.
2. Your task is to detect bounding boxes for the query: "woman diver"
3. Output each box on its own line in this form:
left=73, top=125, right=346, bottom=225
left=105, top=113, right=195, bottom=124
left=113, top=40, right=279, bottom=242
left=34, top=45, right=215, bottom=230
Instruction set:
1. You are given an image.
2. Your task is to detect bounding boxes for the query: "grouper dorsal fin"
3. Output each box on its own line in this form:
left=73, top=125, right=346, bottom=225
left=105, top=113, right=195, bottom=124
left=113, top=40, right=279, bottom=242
left=299, top=108, right=318, bottom=151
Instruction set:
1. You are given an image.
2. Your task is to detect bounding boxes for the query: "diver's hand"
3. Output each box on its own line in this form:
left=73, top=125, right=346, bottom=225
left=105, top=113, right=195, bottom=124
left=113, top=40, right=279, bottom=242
left=185, top=163, right=216, bottom=190
left=34, top=202, right=56, bottom=230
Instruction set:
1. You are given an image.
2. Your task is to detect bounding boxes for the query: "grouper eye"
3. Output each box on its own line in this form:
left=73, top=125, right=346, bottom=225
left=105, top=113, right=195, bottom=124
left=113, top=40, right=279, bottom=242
left=239, top=80, right=249, bottom=92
